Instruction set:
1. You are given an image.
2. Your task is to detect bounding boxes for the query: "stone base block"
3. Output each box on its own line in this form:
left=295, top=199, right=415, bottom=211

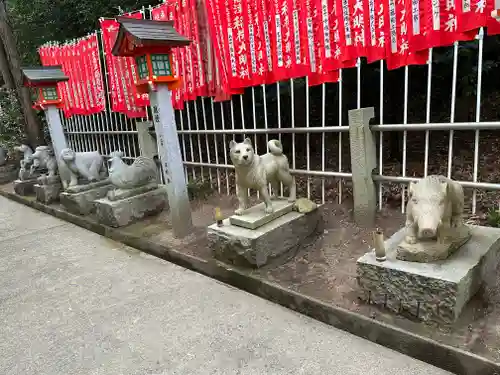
left=356, top=226, right=500, bottom=323
left=13, top=179, right=37, bottom=196
left=208, top=205, right=322, bottom=268
left=0, top=164, right=17, bottom=184
left=229, top=200, right=294, bottom=229
left=34, top=182, right=62, bottom=204
left=95, top=186, right=168, bottom=227
left=60, top=183, right=112, bottom=215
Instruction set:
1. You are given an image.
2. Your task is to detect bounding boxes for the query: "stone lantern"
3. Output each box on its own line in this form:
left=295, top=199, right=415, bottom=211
left=21, top=66, right=70, bottom=202
left=112, top=16, right=193, bottom=237
left=21, top=66, right=69, bottom=169
left=22, top=66, right=68, bottom=111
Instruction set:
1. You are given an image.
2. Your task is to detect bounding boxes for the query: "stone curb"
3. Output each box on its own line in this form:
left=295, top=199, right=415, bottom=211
left=1, top=189, right=499, bottom=375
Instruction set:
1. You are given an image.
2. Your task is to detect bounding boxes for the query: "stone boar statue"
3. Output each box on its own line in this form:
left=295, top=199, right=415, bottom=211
left=405, top=175, right=464, bottom=244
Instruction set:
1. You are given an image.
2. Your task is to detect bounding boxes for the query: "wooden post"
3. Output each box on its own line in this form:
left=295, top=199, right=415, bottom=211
left=149, top=84, right=193, bottom=238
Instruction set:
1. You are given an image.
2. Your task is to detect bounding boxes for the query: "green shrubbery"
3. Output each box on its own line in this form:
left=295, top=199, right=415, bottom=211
left=0, top=88, right=24, bottom=151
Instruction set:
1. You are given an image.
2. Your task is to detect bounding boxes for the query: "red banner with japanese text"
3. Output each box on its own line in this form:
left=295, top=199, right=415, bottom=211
left=336, top=0, right=367, bottom=60
left=152, top=3, right=185, bottom=109
left=58, top=45, right=76, bottom=117
left=364, top=0, right=388, bottom=62
left=268, top=0, right=310, bottom=82
left=204, top=0, right=245, bottom=98
left=178, top=0, right=196, bottom=99
left=100, top=15, right=146, bottom=118
left=88, top=34, right=106, bottom=114
left=307, top=0, right=340, bottom=85
left=421, top=0, right=477, bottom=49
left=66, top=44, right=85, bottom=115
left=315, top=0, right=357, bottom=71
left=245, top=0, right=270, bottom=85
left=74, top=41, right=90, bottom=115
left=227, top=0, right=254, bottom=87
left=187, top=0, right=208, bottom=97
left=457, top=0, right=500, bottom=34
left=385, top=0, right=428, bottom=70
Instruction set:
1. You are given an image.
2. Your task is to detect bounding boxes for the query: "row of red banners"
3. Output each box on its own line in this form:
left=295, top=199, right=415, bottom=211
left=100, top=13, right=149, bottom=118
left=38, top=34, right=105, bottom=117
left=205, top=0, right=500, bottom=93
left=38, top=0, right=500, bottom=118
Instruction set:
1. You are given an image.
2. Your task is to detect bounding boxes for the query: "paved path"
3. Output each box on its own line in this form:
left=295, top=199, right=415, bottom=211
left=0, top=196, right=453, bottom=375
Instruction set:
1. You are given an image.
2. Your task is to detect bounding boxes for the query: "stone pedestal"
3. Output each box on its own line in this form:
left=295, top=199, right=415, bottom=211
left=34, top=181, right=62, bottom=204
left=13, top=179, right=37, bottom=196
left=356, top=226, right=500, bottom=323
left=0, top=164, right=17, bottom=184
left=208, top=200, right=321, bottom=268
left=60, top=182, right=112, bottom=216
left=95, top=186, right=168, bottom=227
left=396, top=224, right=471, bottom=262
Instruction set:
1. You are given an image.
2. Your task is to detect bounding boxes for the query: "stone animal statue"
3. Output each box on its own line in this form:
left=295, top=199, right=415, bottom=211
left=31, top=146, right=58, bottom=177
left=229, top=138, right=296, bottom=215
left=14, top=145, right=33, bottom=170
left=108, top=151, right=157, bottom=189
left=59, top=148, right=107, bottom=190
left=0, top=146, right=6, bottom=166
left=405, top=175, right=465, bottom=244
left=14, top=144, right=34, bottom=179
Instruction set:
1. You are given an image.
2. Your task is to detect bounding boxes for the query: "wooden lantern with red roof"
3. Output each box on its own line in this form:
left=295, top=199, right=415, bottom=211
left=111, top=16, right=191, bottom=95
left=21, top=66, right=68, bottom=110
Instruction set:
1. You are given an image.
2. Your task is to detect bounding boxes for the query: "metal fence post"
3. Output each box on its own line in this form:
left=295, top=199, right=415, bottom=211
left=348, top=107, right=377, bottom=227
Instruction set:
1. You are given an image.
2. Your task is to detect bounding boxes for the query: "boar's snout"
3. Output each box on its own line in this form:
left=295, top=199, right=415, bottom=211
left=419, top=228, right=436, bottom=238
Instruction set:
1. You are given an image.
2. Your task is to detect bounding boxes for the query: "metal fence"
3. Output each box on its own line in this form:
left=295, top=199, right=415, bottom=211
left=61, top=7, right=500, bottom=215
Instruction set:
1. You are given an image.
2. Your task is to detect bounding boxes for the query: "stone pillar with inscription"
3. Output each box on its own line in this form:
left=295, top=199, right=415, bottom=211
left=149, top=86, right=193, bottom=237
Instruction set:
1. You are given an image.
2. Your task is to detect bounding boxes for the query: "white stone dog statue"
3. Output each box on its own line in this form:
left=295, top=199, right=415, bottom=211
left=229, top=138, right=296, bottom=215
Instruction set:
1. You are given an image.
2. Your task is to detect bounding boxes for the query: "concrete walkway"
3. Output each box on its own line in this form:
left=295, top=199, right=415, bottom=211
left=0, top=196, right=452, bottom=375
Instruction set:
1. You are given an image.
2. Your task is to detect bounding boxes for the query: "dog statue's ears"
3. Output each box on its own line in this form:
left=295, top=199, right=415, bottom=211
left=243, top=138, right=252, bottom=146
left=229, top=140, right=237, bottom=149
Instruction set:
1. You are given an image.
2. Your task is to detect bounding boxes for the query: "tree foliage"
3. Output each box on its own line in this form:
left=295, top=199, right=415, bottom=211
left=7, top=0, right=152, bottom=65
left=0, top=87, right=25, bottom=149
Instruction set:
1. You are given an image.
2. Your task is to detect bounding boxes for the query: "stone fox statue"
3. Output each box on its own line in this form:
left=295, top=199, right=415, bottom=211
left=405, top=175, right=465, bottom=244
left=229, top=138, right=296, bottom=215
left=107, top=151, right=157, bottom=189
left=59, top=148, right=107, bottom=189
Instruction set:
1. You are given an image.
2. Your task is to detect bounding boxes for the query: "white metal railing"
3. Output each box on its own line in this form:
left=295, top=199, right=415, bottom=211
left=59, top=8, right=498, bottom=215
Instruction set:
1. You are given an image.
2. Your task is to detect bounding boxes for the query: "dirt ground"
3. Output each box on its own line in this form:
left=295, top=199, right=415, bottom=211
left=4, top=181, right=500, bottom=363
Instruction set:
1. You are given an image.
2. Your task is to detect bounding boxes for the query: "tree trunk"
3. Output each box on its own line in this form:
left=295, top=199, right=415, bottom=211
left=0, top=0, right=43, bottom=147
left=0, top=38, right=13, bottom=89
